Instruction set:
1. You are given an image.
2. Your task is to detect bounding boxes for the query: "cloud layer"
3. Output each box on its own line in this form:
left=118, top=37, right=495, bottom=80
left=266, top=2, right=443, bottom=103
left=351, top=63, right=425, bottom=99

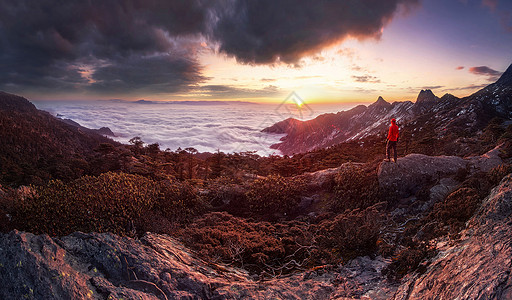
left=0, top=0, right=419, bottom=96
left=33, top=101, right=350, bottom=155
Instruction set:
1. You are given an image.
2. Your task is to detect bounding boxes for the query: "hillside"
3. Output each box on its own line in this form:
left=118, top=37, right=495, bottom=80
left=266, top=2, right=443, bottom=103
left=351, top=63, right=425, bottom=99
left=0, top=91, right=120, bottom=185
left=263, top=64, right=512, bottom=155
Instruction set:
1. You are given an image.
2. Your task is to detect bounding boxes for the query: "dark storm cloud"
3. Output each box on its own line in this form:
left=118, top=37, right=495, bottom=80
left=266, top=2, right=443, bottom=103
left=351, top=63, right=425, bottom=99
left=0, top=0, right=208, bottom=95
left=469, top=66, right=503, bottom=81
left=208, top=0, right=420, bottom=64
left=0, top=0, right=419, bottom=96
left=89, top=54, right=205, bottom=94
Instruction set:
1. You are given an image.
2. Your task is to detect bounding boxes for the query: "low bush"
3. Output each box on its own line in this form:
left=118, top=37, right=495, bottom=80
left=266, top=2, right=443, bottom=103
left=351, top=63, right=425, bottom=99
left=316, top=202, right=385, bottom=260
left=245, top=175, right=306, bottom=218
left=382, top=242, right=433, bottom=281
left=488, top=164, right=512, bottom=186
left=180, top=212, right=288, bottom=273
left=330, top=163, right=381, bottom=212
left=204, top=177, right=247, bottom=215
left=179, top=211, right=378, bottom=276
left=10, top=172, right=206, bottom=236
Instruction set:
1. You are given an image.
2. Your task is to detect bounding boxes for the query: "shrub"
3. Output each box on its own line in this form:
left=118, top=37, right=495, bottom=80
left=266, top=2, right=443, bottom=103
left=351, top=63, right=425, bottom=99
left=11, top=172, right=207, bottom=236
left=245, top=175, right=306, bottom=217
left=437, top=188, right=480, bottom=223
left=382, top=242, right=433, bottom=281
left=179, top=212, right=332, bottom=276
left=204, top=176, right=247, bottom=210
left=13, top=172, right=159, bottom=236
left=330, top=163, right=381, bottom=212
left=316, top=202, right=384, bottom=260
left=488, top=164, right=512, bottom=186
left=180, top=212, right=285, bottom=272
left=156, top=179, right=209, bottom=224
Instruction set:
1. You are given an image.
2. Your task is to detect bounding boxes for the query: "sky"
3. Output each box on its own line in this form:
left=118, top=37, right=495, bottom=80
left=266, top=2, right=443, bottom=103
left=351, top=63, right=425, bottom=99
left=0, top=0, right=511, bottom=104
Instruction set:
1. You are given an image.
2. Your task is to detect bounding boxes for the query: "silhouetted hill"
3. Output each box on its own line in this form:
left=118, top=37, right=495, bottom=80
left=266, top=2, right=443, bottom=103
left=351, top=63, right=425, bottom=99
left=0, top=92, right=118, bottom=185
left=264, top=63, right=512, bottom=155
left=0, top=91, right=37, bottom=112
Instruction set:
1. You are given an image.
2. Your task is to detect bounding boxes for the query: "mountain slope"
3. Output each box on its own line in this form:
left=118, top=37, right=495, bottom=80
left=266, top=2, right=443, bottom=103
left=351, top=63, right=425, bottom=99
left=264, top=64, right=512, bottom=155
left=0, top=91, right=118, bottom=185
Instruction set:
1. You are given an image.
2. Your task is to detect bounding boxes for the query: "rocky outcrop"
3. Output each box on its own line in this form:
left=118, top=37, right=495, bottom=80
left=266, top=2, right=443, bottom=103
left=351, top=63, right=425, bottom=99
left=378, top=146, right=504, bottom=199
left=412, top=89, right=439, bottom=114
left=0, top=230, right=249, bottom=299
left=378, top=154, right=467, bottom=198
left=393, top=174, right=512, bottom=299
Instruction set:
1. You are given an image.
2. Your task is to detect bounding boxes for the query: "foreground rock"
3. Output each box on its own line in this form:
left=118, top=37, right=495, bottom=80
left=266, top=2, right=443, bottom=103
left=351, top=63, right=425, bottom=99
left=0, top=230, right=396, bottom=299
left=394, top=174, right=512, bottom=299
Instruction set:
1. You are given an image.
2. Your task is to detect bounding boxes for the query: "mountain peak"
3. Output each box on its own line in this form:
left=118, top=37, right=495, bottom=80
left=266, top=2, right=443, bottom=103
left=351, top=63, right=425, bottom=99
left=495, top=63, right=512, bottom=87
left=369, top=96, right=391, bottom=109
left=416, top=89, right=437, bottom=103
left=376, top=96, right=387, bottom=104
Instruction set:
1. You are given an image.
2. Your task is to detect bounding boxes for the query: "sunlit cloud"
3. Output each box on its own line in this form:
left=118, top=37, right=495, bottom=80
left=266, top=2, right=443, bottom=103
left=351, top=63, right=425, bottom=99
left=469, top=66, right=503, bottom=81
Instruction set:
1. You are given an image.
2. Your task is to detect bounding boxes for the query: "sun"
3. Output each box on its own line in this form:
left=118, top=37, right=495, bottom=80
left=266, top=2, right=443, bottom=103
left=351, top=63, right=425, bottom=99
left=294, top=97, right=304, bottom=108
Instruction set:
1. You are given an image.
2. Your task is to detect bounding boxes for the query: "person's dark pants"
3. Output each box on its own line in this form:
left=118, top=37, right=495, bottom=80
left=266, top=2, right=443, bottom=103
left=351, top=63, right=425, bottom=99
left=386, top=140, right=397, bottom=162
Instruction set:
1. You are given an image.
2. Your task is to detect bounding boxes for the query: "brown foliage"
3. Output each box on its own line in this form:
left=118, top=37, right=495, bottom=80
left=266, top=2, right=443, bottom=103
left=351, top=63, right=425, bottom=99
left=9, top=172, right=207, bottom=237
left=488, top=164, right=512, bottom=186
left=316, top=203, right=385, bottom=260
left=383, top=242, right=433, bottom=281
left=180, top=212, right=297, bottom=274
left=330, top=163, right=381, bottom=212
left=245, top=175, right=306, bottom=218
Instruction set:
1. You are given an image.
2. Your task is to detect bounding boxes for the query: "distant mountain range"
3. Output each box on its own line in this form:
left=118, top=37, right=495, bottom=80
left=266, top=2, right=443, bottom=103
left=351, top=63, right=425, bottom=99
left=263, top=64, right=512, bottom=155
left=99, top=99, right=258, bottom=105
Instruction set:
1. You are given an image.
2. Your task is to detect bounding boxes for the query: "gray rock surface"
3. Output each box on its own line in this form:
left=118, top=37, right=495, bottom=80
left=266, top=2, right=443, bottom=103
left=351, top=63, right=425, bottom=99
left=378, top=147, right=504, bottom=199
left=393, top=174, right=512, bottom=299
left=377, top=154, right=467, bottom=198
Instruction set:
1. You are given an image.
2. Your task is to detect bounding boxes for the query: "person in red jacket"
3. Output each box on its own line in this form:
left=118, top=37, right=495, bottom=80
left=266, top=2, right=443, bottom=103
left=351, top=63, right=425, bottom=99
left=386, top=118, right=399, bottom=162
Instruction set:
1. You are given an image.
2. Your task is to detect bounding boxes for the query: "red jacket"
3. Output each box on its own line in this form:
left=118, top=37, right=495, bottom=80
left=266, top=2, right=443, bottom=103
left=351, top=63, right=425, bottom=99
left=387, top=123, right=399, bottom=141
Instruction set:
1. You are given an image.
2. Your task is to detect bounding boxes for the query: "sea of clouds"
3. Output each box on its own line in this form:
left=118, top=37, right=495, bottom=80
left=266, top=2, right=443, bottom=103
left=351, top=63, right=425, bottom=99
left=34, top=100, right=353, bottom=156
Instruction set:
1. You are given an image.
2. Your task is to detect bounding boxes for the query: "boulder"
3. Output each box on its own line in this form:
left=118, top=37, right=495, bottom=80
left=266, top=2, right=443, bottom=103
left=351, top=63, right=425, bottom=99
left=378, top=146, right=505, bottom=199
left=377, top=154, right=467, bottom=198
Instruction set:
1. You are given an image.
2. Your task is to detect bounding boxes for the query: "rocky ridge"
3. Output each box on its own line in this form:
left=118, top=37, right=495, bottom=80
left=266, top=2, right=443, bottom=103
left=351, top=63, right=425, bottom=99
left=263, top=63, right=512, bottom=155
